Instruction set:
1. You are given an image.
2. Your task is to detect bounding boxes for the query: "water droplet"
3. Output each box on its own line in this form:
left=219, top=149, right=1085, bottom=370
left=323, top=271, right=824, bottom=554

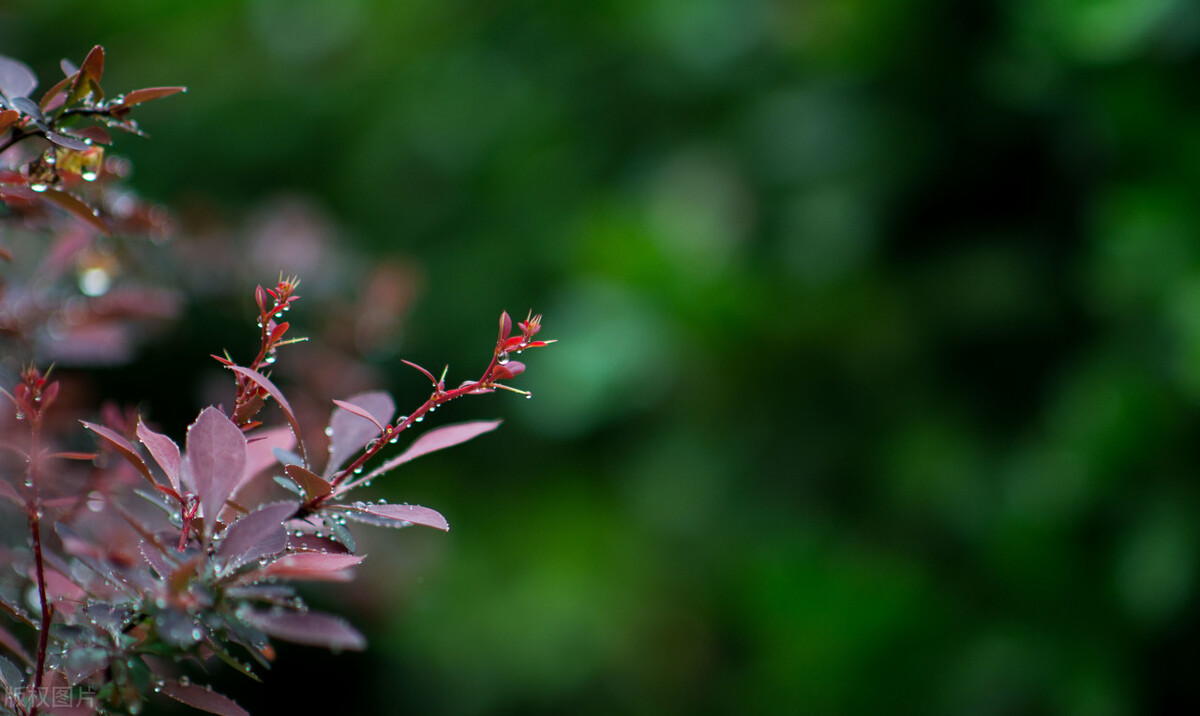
left=43, top=149, right=57, bottom=166
left=78, top=266, right=111, bottom=297
left=324, top=426, right=334, bottom=437
left=29, top=182, right=47, bottom=192
left=179, top=675, right=191, bottom=686
left=525, top=393, right=534, bottom=399
left=389, top=436, right=399, bottom=444
left=415, top=416, right=424, bottom=423
left=353, top=466, right=363, bottom=474
left=257, top=556, right=269, bottom=566
left=497, top=351, right=510, bottom=365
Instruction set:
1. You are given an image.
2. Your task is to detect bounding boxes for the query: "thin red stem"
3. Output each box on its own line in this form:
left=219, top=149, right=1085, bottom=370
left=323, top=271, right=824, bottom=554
left=323, top=341, right=518, bottom=496
left=26, top=415, right=51, bottom=716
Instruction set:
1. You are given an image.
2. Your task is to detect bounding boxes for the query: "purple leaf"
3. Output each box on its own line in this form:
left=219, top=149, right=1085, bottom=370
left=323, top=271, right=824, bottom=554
left=359, top=420, right=501, bottom=483
left=81, top=420, right=158, bottom=488
left=323, top=391, right=395, bottom=478
left=225, top=365, right=307, bottom=467
left=0, top=55, right=37, bottom=98
left=240, top=609, right=366, bottom=651
left=237, top=425, right=295, bottom=496
left=344, top=502, right=449, bottom=531
left=256, top=552, right=363, bottom=582
left=140, top=541, right=177, bottom=580
left=185, top=407, right=247, bottom=536
left=285, top=533, right=351, bottom=555
left=160, top=680, right=249, bottom=716
left=330, top=398, right=384, bottom=431
left=138, top=419, right=181, bottom=492
left=216, top=501, right=298, bottom=575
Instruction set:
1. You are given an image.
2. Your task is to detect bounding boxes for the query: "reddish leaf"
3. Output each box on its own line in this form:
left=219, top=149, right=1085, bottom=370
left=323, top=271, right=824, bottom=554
left=40, top=189, right=110, bottom=235
left=217, top=501, right=297, bottom=575
left=72, top=124, right=112, bottom=145
left=499, top=310, right=513, bottom=342
left=81, top=420, right=157, bottom=488
left=283, top=464, right=332, bottom=501
left=330, top=398, right=383, bottom=431
left=401, top=358, right=439, bottom=385
left=0, top=109, right=18, bottom=133
left=73, top=46, right=104, bottom=90
left=46, top=451, right=97, bottom=460
left=185, top=407, right=247, bottom=535
left=138, top=419, right=181, bottom=492
left=492, top=360, right=526, bottom=380
left=256, top=552, right=363, bottom=582
left=240, top=609, right=366, bottom=651
left=225, top=365, right=307, bottom=467
left=344, top=502, right=449, bottom=531
left=118, top=86, right=186, bottom=108
left=160, top=680, right=249, bottom=716
left=358, top=420, right=501, bottom=483
left=39, top=71, right=76, bottom=109
left=0, top=55, right=37, bottom=98
left=323, top=391, right=394, bottom=478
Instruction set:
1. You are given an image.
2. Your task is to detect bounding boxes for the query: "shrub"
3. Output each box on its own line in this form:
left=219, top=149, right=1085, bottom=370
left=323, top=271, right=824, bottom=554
left=0, top=46, right=551, bottom=715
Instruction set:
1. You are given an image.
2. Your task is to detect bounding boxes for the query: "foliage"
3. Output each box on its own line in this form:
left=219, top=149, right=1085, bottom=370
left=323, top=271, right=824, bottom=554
left=0, top=47, right=551, bottom=715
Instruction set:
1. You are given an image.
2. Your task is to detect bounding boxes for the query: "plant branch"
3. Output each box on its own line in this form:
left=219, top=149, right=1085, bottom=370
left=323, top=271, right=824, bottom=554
left=25, top=414, right=51, bottom=716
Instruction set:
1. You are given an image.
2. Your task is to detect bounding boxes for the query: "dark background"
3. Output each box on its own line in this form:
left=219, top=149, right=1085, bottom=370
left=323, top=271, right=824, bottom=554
left=5, top=1, right=1200, bottom=713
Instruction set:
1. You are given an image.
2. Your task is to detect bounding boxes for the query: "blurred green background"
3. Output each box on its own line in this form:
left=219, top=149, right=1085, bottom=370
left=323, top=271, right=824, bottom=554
left=6, top=0, right=1200, bottom=713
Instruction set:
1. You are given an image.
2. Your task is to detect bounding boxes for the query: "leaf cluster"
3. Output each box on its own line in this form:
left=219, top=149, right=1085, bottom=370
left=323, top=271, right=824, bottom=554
left=0, top=47, right=551, bottom=716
